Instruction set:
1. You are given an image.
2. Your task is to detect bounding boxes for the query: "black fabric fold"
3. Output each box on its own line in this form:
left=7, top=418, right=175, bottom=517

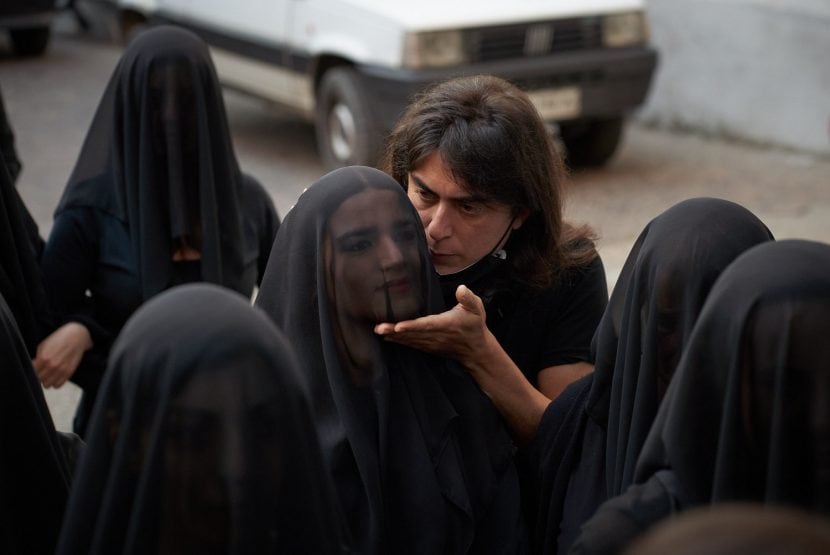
left=0, top=293, right=71, bottom=554
left=0, top=154, right=50, bottom=355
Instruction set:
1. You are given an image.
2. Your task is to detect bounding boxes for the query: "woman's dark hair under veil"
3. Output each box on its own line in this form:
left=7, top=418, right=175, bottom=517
left=56, top=284, right=346, bottom=554
left=0, top=292, right=71, bottom=554
left=570, top=239, right=830, bottom=555
left=254, top=165, right=524, bottom=554
left=529, top=198, right=773, bottom=554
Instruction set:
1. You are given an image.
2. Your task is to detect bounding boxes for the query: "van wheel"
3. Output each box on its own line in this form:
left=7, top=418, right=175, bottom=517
left=315, top=67, right=380, bottom=169
left=9, top=27, right=51, bottom=56
left=560, top=117, right=624, bottom=168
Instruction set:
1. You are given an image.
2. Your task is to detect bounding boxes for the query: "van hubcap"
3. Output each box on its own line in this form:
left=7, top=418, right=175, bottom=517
left=329, top=103, right=356, bottom=162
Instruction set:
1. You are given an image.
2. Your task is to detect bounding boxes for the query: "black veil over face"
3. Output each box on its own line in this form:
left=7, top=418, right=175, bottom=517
left=255, top=166, right=520, bottom=554
left=587, top=198, right=773, bottom=497
left=0, top=293, right=70, bottom=554
left=56, top=284, right=345, bottom=554
left=635, top=240, right=830, bottom=513
left=55, top=26, right=250, bottom=299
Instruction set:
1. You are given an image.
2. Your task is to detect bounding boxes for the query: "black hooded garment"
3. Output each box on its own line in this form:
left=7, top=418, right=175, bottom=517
left=529, top=198, right=773, bottom=554
left=569, top=239, right=830, bottom=555
left=0, top=153, right=51, bottom=355
left=0, top=292, right=71, bottom=555
left=56, top=283, right=347, bottom=554
left=40, top=26, right=279, bottom=433
left=0, top=83, right=46, bottom=260
left=0, top=84, right=22, bottom=184
left=255, top=166, right=525, bottom=554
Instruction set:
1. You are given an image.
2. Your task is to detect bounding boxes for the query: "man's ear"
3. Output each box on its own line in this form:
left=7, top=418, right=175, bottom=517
left=512, top=208, right=531, bottom=230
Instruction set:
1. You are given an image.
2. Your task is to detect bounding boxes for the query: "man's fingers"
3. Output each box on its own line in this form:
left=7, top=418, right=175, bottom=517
left=393, top=314, right=444, bottom=333
left=374, top=319, right=428, bottom=335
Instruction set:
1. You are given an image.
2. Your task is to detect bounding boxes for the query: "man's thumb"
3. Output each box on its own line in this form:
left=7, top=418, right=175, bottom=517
left=455, top=284, right=482, bottom=312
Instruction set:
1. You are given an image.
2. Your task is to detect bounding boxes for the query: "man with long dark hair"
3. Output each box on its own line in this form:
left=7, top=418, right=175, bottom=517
left=377, top=74, right=608, bottom=442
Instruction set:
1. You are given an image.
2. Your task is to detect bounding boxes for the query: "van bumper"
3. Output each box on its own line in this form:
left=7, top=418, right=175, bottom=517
left=356, top=46, right=658, bottom=129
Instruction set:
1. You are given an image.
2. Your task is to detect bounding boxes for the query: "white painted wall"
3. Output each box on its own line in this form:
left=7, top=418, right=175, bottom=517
left=639, top=0, right=830, bottom=154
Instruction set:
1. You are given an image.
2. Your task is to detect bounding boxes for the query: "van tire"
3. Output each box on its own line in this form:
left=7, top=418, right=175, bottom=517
left=560, top=117, right=624, bottom=168
left=315, top=67, right=380, bottom=169
left=9, top=26, right=50, bottom=57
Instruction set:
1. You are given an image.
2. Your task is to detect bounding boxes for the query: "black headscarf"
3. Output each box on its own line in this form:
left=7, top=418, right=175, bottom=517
left=588, top=197, right=773, bottom=497
left=255, top=166, right=523, bottom=554
left=56, top=283, right=346, bottom=554
left=55, top=25, right=250, bottom=299
left=0, top=292, right=70, bottom=554
left=635, top=239, right=830, bottom=511
left=0, top=154, right=51, bottom=355
left=532, top=198, right=773, bottom=554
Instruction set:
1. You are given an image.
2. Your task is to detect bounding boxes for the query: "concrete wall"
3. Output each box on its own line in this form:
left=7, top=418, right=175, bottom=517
left=639, top=0, right=830, bottom=154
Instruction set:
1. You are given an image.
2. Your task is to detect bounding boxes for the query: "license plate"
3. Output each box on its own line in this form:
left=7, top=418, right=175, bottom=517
left=527, top=86, right=582, bottom=120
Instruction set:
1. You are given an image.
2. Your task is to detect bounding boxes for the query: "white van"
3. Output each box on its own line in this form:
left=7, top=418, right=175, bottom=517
left=117, top=0, right=656, bottom=169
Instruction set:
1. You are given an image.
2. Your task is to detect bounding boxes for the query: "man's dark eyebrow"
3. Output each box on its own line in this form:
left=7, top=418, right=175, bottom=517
left=410, top=175, right=435, bottom=194
left=410, top=174, right=489, bottom=204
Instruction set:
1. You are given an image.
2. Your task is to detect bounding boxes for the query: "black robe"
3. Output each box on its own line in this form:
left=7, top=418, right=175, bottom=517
left=531, top=198, right=773, bottom=554
left=570, top=239, right=830, bottom=554
left=0, top=154, right=51, bottom=355
left=255, top=165, right=526, bottom=554
left=56, top=283, right=347, bottom=554
left=0, top=292, right=71, bottom=554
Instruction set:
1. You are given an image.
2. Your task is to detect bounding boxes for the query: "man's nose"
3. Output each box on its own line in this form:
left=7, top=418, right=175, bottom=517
left=425, top=203, right=452, bottom=243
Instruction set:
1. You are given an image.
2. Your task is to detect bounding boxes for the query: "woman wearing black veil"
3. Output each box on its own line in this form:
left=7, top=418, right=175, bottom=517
left=570, top=239, right=830, bottom=554
left=255, top=165, right=525, bottom=554
left=34, top=26, right=279, bottom=435
left=529, top=198, right=773, bottom=554
left=0, top=292, right=71, bottom=554
left=56, top=284, right=347, bottom=554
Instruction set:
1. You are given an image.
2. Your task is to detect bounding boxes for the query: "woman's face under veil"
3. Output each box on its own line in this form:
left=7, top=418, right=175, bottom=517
left=158, top=362, right=283, bottom=554
left=326, top=188, right=424, bottom=325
